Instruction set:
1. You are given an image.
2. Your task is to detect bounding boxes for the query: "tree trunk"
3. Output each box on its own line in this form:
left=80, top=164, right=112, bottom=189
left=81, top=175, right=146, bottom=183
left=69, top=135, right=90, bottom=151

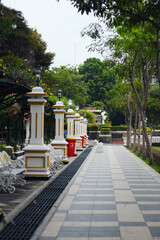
left=138, top=111, right=141, bottom=156
left=150, top=129, right=153, bottom=146
left=142, top=133, right=146, bottom=159
left=133, top=108, right=138, bottom=152
left=156, top=29, right=160, bottom=87
left=140, top=109, right=153, bottom=165
left=125, top=110, right=132, bottom=149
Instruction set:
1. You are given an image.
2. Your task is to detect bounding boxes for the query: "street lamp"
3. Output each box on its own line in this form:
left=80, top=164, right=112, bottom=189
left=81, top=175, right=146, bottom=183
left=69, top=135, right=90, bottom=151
left=76, top=105, right=79, bottom=112
left=35, top=67, right=42, bottom=86
left=68, top=99, right=72, bottom=108
left=57, top=89, right=62, bottom=101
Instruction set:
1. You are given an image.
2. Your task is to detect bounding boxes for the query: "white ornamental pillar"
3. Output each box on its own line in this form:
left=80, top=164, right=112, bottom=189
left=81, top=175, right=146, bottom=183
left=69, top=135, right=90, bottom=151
left=75, top=112, right=83, bottom=151
left=23, top=86, right=50, bottom=178
left=84, top=118, right=88, bottom=145
left=80, top=116, right=85, bottom=148
left=24, top=114, right=31, bottom=144
left=66, top=109, right=76, bottom=156
left=51, top=100, right=68, bottom=163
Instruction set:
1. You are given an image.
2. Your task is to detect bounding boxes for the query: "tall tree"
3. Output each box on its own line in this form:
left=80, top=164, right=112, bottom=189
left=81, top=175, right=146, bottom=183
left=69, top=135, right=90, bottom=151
left=0, top=4, right=55, bottom=69
left=78, top=57, right=116, bottom=103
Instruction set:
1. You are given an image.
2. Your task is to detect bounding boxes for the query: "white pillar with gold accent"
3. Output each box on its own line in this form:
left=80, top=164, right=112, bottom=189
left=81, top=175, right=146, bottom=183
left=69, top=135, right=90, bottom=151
left=80, top=116, right=85, bottom=148
left=75, top=112, right=83, bottom=151
left=84, top=118, right=88, bottom=145
left=66, top=109, right=77, bottom=156
left=23, top=86, right=50, bottom=178
left=51, top=101, right=68, bottom=163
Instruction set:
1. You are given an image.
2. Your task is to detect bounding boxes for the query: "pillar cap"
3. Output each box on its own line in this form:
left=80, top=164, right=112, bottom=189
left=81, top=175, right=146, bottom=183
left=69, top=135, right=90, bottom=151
left=53, top=101, right=66, bottom=108
left=27, top=86, right=47, bottom=97
left=75, top=112, right=80, bottom=117
left=67, top=108, right=75, bottom=114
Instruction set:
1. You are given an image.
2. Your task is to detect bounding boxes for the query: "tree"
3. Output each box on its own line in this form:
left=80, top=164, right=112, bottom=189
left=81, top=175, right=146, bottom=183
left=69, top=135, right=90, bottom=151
left=78, top=57, right=116, bottom=104
left=109, top=23, right=156, bottom=164
left=42, top=66, right=88, bottom=108
left=72, top=0, right=160, bottom=86
left=69, top=0, right=160, bottom=30
left=0, top=4, right=55, bottom=69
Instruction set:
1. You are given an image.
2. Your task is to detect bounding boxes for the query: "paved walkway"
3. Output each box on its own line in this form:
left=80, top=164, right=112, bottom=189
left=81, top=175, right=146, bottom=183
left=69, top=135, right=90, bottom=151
left=36, top=145, right=160, bottom=240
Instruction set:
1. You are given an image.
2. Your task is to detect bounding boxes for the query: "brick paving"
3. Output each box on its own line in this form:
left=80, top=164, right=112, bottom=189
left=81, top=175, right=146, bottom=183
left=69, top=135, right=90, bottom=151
left=37, top=145, right=160, bottom=240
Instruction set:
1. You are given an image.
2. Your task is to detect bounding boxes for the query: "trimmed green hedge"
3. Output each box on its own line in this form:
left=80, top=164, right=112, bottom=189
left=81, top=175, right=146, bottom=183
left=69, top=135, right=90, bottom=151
left=111, top=126, right=127, bottom=131
left=87, top=124, right=128, bottom=132
left=87, top=124, right=100, bottom=131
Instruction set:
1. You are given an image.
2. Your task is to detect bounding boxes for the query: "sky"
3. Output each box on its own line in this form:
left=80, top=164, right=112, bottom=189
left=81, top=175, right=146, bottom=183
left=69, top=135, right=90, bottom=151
left=2, top=0, right=104, bottom=68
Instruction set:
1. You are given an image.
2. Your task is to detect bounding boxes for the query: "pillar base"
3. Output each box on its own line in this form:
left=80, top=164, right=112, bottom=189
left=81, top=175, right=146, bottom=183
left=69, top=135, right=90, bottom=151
left=23, top=144, right=50, bottom=178
left=51, top=139, right=68, bottom=163
left=75, top=137, right=83, bottom=151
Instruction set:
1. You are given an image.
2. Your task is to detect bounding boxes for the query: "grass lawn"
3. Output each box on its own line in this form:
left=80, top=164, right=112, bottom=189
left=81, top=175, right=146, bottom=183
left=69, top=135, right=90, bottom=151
left=152, top=146, right=160, bottom=151
left=128, top=147, right=160, bottom=174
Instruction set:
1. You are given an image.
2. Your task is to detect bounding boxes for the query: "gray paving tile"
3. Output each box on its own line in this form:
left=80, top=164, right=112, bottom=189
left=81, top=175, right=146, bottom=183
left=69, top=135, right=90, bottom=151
left=133, top=190, right=160, bottom=194
left=149, top=227, right=160, bottom=237
left=60, top=226, right=90, bottom=232
left=91, top=213, right=118, bottom=221
left=89, top=229, right=120, bottom=237
left=143, top=214, right=160, bottom=222
left=130, top=185, right=160, bottom=189
left=58, top=231, right=89, bottom=237
left=116, top=201, right=137, bottom=204
left=74, top=196, right=115, bottom=201
left=136, top=197, right=160, bottom=202
left=128, top=181, right=157, bottom=184
left=65, top=213, right=92, bottom=221
left=77, top=190, right=96, bottom=194
left=139, top=204, right=160, bottom=211
left=70, top=204, right=94, bottom=210
left=93, top=204, right=116, bottom=210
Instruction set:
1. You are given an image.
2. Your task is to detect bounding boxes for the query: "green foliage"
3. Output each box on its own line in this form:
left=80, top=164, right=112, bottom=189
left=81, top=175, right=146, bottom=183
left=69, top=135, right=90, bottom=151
left=100, top=126, right=111, bottom=135
left=105, top=120, right=112, bottom=127
left=42, top=66, right=88, bottom=108
left=146, top=85, right=160, bottom=129
left=87, top=124, right=100, bottom=131
left=0, top=4, right=55, bottom=69
left=79, top=58, right=116, bottom=104
left=80, top=110, right=95, bottom=124
left=70, top=0, right=160, bottom=30
left=111, top=126, right=127, bottom=131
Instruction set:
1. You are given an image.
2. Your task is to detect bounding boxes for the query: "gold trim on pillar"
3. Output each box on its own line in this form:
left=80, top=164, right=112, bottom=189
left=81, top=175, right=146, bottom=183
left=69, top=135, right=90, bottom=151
left=29, top=102, right=45, bottom=105
left=72, top=123, right=74, bottom=135
left=69, top=122, right=71, bottom=136
left=58, top=119, right=60, bottom=136
left=41, top=113, right=43, bottom=138
left=35, top=113, right=37, bottom=138
left=47, top=155, right=49, bottom=168
left=62, top=118, right=64, bottom=137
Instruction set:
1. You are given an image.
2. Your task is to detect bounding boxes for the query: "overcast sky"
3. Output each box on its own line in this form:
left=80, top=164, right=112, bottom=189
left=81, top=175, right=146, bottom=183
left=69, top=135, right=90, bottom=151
left=2, top=0, right=104, bottom=67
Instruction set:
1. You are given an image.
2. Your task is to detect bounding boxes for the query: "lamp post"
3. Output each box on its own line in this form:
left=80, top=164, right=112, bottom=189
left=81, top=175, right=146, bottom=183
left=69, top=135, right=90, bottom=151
left=35, top=66, right=42, bottom=86
left=51, top=89, right=68, bottom=163
left=58, top=89, right=62, bottom=101
left=23, top=68, right=50, bottom=178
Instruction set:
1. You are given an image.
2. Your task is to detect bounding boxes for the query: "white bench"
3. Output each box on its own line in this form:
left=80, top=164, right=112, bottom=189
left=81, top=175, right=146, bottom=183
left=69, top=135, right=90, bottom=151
left=0, top=153, right=26, bottom=194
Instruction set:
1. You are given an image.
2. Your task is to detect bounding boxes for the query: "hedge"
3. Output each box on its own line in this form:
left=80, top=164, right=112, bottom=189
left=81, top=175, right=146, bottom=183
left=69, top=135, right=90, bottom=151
left=87, top=124, right=128, bottom=132
left=111, top=126, right=127, bottom=131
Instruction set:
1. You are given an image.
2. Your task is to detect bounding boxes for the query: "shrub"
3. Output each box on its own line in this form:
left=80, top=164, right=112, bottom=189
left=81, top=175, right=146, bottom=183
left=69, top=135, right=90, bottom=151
left=87, top=124, right=100, bottom=131
left=111, top=126, right=127, bottom=131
